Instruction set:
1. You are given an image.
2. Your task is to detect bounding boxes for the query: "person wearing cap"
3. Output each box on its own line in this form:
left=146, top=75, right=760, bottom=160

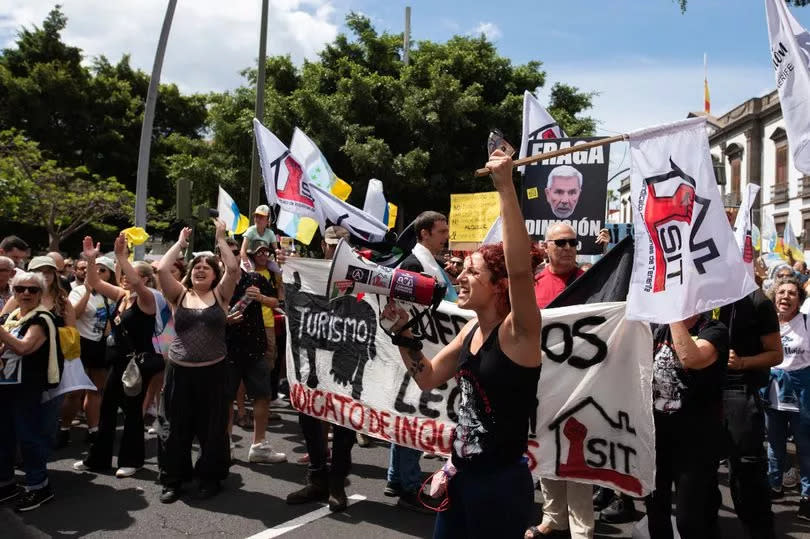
left=240, top=205, right=278, bottom=266
left=64, top=256, right=118, bottom=448
left=247, top=241, right=283, bottom=395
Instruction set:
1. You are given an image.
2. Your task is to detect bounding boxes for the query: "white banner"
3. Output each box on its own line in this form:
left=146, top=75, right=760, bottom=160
left=518, top=91, right=565, bottom=174
left=766, top=0, right=810, bottom=175
left=282, top=258, right=655, bottom=496
left=627, top=117, right=757, bottom=323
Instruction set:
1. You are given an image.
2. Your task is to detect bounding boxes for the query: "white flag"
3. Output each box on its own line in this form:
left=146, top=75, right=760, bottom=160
left=766, top=0, right=810, bottom=174
left=253, top=119, right=316, bottom=219
left=627, top=117, right=757, bottom=323
left=311, top=184, right=389, bottom=244
left=482, top=216, right=503, bottom=245
left=518, top=90, right=565, bottom=174
left=733, top=183, right=760, bottom=277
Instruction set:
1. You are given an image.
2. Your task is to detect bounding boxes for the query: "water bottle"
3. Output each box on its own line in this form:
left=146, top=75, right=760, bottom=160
left=229, top=293, right=253, bottom=315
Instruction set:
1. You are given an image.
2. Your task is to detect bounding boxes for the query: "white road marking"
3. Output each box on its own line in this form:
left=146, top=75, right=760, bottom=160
left=245, top=494, right=367, bottom=539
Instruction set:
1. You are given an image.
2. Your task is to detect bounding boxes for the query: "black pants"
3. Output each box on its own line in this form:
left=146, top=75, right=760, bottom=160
left=85, top=358, right=155, bottom=469
left=159, top=361, right=230, bottom=486
left=433, top=460, right=534, bottom=539
left=718, top=387, right=775, bottom=539
left=646, top=409, right=721, bottom=539
left=299, top=412, right=355, bottom=479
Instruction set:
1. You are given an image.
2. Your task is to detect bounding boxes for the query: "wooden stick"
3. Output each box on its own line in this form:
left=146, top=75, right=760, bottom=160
left=474, top=134, right=628, bottom=177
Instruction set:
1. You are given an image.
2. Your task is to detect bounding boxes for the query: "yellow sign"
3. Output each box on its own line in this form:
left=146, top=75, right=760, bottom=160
left=526, top=187, right=539, bottom=200
left=449, top=192, right=500, bottom=243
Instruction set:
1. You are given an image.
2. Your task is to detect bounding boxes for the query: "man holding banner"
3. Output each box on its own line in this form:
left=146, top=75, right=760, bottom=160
left=383, top=150, right=542, bottom=538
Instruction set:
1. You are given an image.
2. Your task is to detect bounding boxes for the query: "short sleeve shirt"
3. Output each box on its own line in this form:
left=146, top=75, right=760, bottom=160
left=69, top=285, right=111, bottom=341
left=255, top=268, right=280, bottom=328
left=652, top=317, right=728, bottom=414
left=243, top=226, right=277, bottom=251
left=533, top=267, right=584, bottom=309
left=226, top=271, right=272, bottom=357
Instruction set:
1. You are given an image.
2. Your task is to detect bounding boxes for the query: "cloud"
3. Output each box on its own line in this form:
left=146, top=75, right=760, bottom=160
left=1, top=0, right=340, bottom=93
left=538, top=60, right=772, bottom=136
left=471, top=21, right=501, bottom=41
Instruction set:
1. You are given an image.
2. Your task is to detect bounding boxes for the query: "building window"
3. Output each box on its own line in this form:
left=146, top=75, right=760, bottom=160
left=724, top=143, right=744, bottom=200
left=730, top=158, right=741, bottom=195
left=775, top=215, right=787, bottom=238
left=804, top=213, right=810, bottom=249
left=776, top=144, right=788, bottom=185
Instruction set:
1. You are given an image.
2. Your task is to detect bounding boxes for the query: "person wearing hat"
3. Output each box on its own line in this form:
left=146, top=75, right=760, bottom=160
left=240, top=205, right=278, bottom=266
left=64, top=256, right=118, bottom=448
left=247, top=241, right=282, bottom=386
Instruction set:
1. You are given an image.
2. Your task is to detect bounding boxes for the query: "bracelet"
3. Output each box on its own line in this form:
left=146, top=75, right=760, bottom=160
left=391, top=333, right=423, bottom=351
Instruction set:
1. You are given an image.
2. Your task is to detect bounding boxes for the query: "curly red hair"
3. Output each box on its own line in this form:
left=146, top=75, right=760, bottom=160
left=473, top=242, right=543, bottom=308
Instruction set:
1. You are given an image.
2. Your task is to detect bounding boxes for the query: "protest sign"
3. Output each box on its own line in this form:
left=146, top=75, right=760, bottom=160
left=522, top=137, right=610, bottom=254
left=627, top=117, right=757, bottom=323
left=283, top=257, right=654, bottom=496
left=449, top=192, right=501, bottom=243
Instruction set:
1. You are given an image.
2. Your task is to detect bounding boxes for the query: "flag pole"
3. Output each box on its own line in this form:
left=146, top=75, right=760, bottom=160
left=474, top=134, right=627, bottom=177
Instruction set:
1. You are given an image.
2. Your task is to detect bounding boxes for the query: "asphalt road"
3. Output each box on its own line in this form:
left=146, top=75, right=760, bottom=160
left=3, top=399, right=810, bottom=538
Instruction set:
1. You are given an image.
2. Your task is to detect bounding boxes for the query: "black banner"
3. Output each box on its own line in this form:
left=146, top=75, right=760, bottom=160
left=522, top=137, right=610, bottom=254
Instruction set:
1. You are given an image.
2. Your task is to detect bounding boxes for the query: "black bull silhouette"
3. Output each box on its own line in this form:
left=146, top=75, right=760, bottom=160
left=285, top=281, right=377, bottom=400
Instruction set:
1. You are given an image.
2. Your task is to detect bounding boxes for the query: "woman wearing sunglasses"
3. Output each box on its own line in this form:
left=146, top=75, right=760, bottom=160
left=0, top=271, right=62, bottom=511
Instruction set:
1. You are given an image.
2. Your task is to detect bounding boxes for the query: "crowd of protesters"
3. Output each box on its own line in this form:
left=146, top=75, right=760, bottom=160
left=2, top=154, right=810, bottom=539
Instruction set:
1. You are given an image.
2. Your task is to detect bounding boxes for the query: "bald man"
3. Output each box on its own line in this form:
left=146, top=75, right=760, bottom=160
left=529, top=222, right=594, bottom=539
left=533, top=223, right=584, bottom=309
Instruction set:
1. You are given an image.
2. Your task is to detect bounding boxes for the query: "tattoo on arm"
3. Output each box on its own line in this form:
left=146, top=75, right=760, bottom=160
left=405, top=348, right=426, bottom=377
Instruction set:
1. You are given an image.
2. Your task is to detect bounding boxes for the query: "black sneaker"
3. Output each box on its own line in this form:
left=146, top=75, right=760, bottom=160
left=85, top=430, right=98, bottom=446
left=160, top=486, right=181, bottom=504
left=0, top=483, right=22, bottom=503
left=600, top=494, right=636, bottom=523
left=593, top=486, right=615, bottom=511
left=15, top=486, right=54, bottom=512
left=384, top=481, right=403, bottom=497
left=55, top=429, right=70, bottom=449
left=799, top=497, right=810, bottom=521
left=396, top=491, right=434, bottom=515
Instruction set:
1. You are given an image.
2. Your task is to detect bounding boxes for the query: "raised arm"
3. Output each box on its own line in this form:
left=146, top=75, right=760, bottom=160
left=113, top=234, right=155, bottom=315
left=82, top=237, right=125, bottom=303
left=214, top=219, right=240, bottom=305
left=485, top=151, right=541, bottom=342
left=158, top=227, right=191, bottom=305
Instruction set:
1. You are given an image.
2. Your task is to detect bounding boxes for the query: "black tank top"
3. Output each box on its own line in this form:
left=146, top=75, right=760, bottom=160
left=107, top=299, right=156, bottom=361
left=452, top=322, right=541, bottom=469
left=168, top=292, right=227, bottom=364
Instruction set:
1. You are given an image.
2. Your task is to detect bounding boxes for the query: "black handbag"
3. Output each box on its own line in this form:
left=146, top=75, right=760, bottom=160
left=132, top=351, right=165, bottom=379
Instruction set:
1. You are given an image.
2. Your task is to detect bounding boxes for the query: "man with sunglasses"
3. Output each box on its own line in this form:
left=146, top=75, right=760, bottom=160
left=533, top=223, right=584, bottom=309
left=529, top=222, right=593, bottom=539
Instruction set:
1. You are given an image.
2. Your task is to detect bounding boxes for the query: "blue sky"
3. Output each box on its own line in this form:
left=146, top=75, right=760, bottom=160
left=3, top=0, right=809, bottom=137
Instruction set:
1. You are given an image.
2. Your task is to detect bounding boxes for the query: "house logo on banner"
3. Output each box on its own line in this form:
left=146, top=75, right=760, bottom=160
left=271, top=151, right=315, bottom=212
left=522, top=137, right=610, bottom=255
left=641, top=158, right=719, bottom=292
left=549, top=397, right=642, bottom=495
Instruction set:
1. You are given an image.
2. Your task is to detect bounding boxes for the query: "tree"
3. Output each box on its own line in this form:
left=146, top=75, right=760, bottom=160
left=0, top=7, right=208, bottom=211
left=0, top=129, right=136, bottom=250
left=198, top=13, right=598, bottom=223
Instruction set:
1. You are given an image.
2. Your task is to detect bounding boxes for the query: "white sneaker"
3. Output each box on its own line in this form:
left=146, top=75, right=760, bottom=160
left=270, top=397, right=288, bottom=408
left=73, top=461, right=89, bottom=472
left=784, top=467, right=800, bottom=489
left=248, top=440, right=287, bottom=463
left=115, top=467, right=138, bottom=478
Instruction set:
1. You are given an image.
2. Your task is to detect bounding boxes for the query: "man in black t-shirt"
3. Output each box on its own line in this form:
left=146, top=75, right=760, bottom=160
left=646, top=315, right=728, bottom=539
left=715, top=290, right=782, bottom=538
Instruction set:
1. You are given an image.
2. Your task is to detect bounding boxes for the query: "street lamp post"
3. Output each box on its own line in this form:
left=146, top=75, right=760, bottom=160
left=134, top=0, right=177, bottom=260
left=248, top=0, right=269, bottom=223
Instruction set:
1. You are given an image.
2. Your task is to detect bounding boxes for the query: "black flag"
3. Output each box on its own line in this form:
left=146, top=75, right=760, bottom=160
left=547, top=235, right=634, bottom=308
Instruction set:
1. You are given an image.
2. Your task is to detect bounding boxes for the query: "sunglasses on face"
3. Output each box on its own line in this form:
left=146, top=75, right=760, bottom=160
left=13, top=285, right=41, bottom=294
left=551, top=239, right=578, bottom=248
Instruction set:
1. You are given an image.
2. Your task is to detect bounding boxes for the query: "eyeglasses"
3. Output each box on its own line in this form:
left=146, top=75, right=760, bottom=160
left=13, top=285, right=41, bottom=294
left=551, top=239, right=578, bottom=248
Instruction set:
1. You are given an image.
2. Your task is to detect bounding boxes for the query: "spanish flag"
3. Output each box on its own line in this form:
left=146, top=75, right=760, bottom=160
left=704, top=53, right=710, bottom=115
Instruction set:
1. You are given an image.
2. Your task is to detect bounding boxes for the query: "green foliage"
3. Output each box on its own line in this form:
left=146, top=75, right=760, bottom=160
left=0, top=6, right=207, bottom=219
left=0, top=129, right=136, bottom=250
left=195, top=12, right=597, bottom=223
